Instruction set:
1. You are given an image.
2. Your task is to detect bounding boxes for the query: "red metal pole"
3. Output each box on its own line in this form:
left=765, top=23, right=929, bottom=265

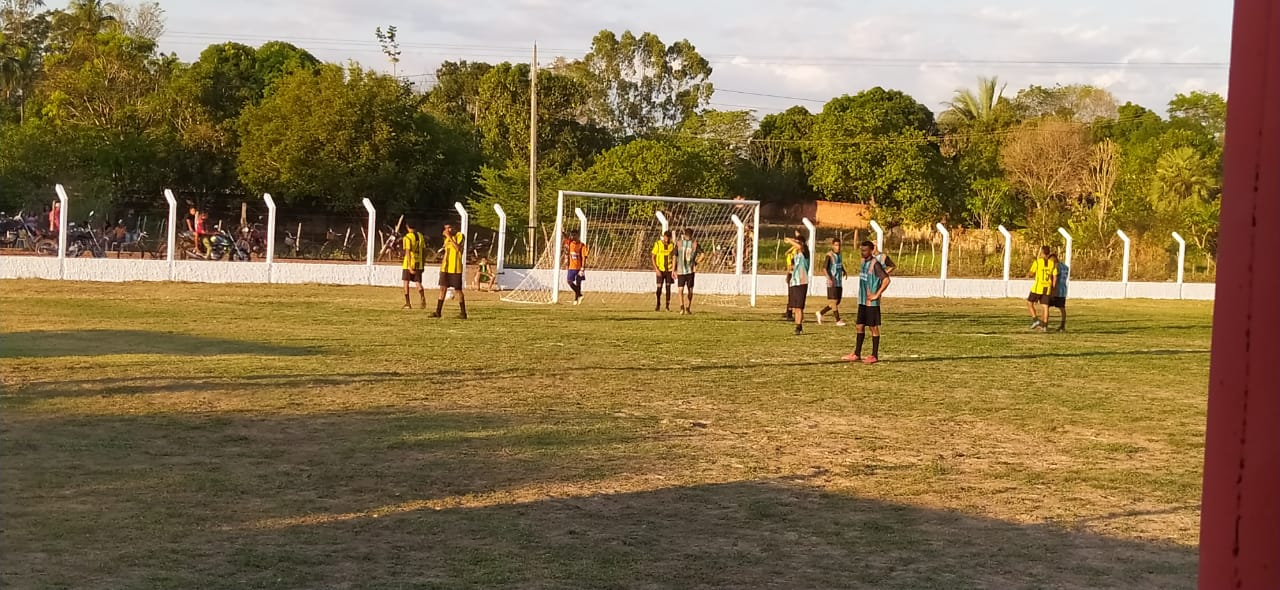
left=1198, top=1, right=1280, bottom=588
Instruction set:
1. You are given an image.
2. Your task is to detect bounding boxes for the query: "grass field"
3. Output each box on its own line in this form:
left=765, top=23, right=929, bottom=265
left=0, top=281, right=1211, bottom=589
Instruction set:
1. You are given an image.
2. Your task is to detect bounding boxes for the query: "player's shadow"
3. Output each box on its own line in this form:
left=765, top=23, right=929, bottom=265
left=0, top=329, right=317, bottom=358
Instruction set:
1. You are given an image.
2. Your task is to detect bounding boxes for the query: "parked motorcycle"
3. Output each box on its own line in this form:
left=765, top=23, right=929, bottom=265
left=37, top=211, right=106, bottom=258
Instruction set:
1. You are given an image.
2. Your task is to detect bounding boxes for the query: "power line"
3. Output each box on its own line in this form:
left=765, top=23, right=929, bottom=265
left=161, top=30, right=1229, bottom=70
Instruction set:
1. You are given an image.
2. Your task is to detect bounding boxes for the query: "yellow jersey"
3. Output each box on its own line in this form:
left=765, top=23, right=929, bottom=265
left=441, top=233, right=464, bottom=274
left=401, top=231, right=425, bottom=270
left=651, top=240, right=674, bottom=272
left=1030, top=258, right=1057, bottom=294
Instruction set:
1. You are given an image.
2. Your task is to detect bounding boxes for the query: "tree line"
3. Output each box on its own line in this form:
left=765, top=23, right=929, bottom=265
left=2, top=0, right=1224, bottom=259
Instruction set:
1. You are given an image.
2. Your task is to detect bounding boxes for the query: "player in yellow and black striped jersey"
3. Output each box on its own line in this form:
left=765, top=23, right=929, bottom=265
left=400, top=221, right=426, bottom=309
left=431, top=224, right=467, bottom=319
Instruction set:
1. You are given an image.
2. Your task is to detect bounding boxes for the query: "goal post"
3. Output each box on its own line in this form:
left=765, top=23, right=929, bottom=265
left=504, top=190, right=762, bottom=306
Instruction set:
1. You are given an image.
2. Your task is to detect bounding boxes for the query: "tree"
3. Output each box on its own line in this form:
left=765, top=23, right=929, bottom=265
left=807, top=88, right=953, bottom=223
left=104, top=1, right=163, bottom=41
left=237, top=64, right=470, bottom=211
left=425, top=60, right=492, bottom=124
left=567, top=138, right=731, bottom=200
left=939, top=75, right=1006, bottom=127
left=1012, top=84, right=1118, bottom=122
left=575, top=30, right=712, bottom=135
left=999, top=119, right=1091, bottom=239
left=253, top=41, right=318, bottom=90
left=1070, top=138, right=1120, bottom=246
left=1167, top=91, right=1226, bottom=141
left=746, top=105, right=817, bottom=202
left=1151, top=147, right=1216, bottom=208
left=472, top=61, right=609, bottom=170
left=374, top=25, right=400, bottom=77
left=965, top=177, right=1017, bottom=230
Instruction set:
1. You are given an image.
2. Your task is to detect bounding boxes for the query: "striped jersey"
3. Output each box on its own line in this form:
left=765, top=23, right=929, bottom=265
left=440, top=233, right=464, bottom=274
left=858, top=257, right=889, bottom=307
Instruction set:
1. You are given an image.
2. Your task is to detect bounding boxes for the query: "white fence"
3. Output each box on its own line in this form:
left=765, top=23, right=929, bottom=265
left=15, top=184, right=1213, bottom=301
left=0, top=255, right=1215, bottom=300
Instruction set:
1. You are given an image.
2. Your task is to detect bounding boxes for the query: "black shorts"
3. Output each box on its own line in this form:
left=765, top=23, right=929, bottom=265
left=656, top=271, right=674, bottom=285
left=1027, top=292, right=1051, bottom=304
left=1049, top=296, right=1067, bottom=309
left=827, top=287, right=843, bottom=303
left=439, top=272, right=463, bottom=290
left=788, top=285, right=808, bottom=310
left=678, top=273, right=695, bottom=288
left=856, top=304, right=882, bottom=327
left=402, top=269, right=423, bottom=283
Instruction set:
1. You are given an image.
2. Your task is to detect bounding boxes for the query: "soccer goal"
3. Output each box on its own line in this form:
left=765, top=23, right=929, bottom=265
left=502, top=191, right=762, bottom=306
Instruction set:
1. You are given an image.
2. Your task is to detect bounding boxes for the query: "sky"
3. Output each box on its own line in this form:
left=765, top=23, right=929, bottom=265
left=137, top=0, right=1232, bottom=116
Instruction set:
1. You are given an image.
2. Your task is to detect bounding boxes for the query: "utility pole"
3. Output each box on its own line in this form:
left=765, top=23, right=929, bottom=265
left=527, top=42, right=539, bottom=264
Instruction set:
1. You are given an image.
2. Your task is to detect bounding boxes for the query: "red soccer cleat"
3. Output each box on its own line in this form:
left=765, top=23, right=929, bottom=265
left=842, top=353, right=861, bottom=362
left=862, top=356, right=879, bottom=364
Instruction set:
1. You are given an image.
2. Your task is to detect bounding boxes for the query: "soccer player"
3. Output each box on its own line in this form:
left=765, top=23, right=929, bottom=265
left=816, top=237, right=847, bottom=326
left=1026, top=245, right=1056, bottom=332
left=843, top=240, right=892, bottom=364
left=785, top=235, right=810, bottom=336
left=675, top=227, right=701, bottom=314
left=651, top=231, right=675, bottom=311
left=783, top=229, right=803, bottom=321
left=432, top=224, right=467, bottom=319
left=400, top=221, right=426, bottom=309
left=564, top=233, right=588, bottom=305
left=1048, top=253, right=1069, bottom=332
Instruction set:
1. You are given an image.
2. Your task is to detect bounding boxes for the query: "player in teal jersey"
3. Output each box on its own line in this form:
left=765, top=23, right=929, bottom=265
left=675, top=227, right=702, bottom=315
left=843, top=241, right=891, bottom=364
left=816, top=237, right=847, bottom=326
left=1048, top=253, right=1069, bottom=332
left=785, top=235, right=810, bottom=335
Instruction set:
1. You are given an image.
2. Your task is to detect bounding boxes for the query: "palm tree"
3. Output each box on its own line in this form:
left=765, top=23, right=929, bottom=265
left=1152, top=147, right=1216, bottom=209
left=941, top=76, right=1007, bottom=125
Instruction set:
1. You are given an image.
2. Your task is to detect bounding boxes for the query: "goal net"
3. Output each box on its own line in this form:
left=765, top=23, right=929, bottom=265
left=502, top=191, right=761, bottom=307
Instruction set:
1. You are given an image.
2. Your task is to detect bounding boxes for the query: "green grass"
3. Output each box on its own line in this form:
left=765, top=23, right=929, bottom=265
left=0, top=281, right=1211, bottom=589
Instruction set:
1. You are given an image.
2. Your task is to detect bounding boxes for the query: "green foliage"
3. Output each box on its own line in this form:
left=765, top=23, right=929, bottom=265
left=745, top=106, right=817, bottom=203
left=236, top=64, right=472, bottom=212
left=567, top=138, right=731, bottom=200
left=468, top=162, right=565, bottom=231
left=808, top=88, right=953, bottom=223
left=576, top=29, right=713, bottom=135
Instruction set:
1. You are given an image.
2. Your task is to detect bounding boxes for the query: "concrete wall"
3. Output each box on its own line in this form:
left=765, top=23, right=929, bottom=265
left=0, top=255, right=1216, bottom=301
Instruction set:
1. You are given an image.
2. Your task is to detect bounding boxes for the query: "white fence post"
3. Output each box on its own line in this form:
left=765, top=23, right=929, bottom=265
left=362, top=198, right=376, bottom=285
left=454, top=202, right=469, bottom=282
left=750, top=204, right=760, bottom=307
left=1057, top=227, right=1073, bottom=267
left=263, top=194, right=277, bottom=283
left=936, top=222, right=950, bottom=282
left=1172, top=231, right=1186, bottom=299
left=551, top=191, right=565, bottom=304
left=54, top=184, right=69, bottom=278
left=730, top=213, right=745, bottom=276
left=869, top=219, right=884, bottom=253
left=655, top=211, right=669, bottom=235
left=801, top=217, right=817, bottom=288
left=493, top=204, right=508, bottom=275
left=574, top=207, right=588, bottom=244
left=1117, top=229, right=1131, bottom=294
left=163, top=189, right=177, bottom=279
left=998, top=224, right=1012, bottom=296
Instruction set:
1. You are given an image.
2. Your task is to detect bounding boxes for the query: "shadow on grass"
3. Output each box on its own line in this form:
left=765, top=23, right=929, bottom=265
left=4, top=368, right=525, bottom=401
left=2, top=408, right=1197, bottom=589
left=0, top=329, right=317, bottom=358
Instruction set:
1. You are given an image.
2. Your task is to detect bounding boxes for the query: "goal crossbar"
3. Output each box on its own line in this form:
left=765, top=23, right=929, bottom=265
left=561, top=190, right=761, bottom=207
